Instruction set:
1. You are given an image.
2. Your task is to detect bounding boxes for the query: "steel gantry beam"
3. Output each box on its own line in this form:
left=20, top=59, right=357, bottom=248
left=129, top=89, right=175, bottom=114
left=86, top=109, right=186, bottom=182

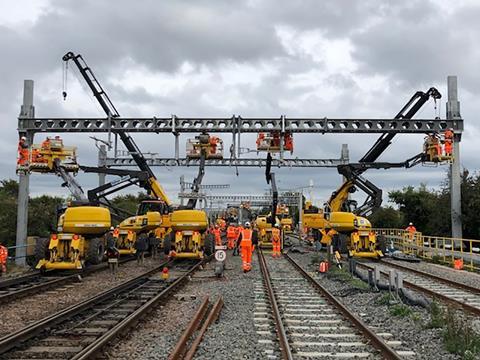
left=18, top=116, right=463, bottom=134
left=105, top=157, right=346, bottom=168
left=178, top=193, right=300, bottom=205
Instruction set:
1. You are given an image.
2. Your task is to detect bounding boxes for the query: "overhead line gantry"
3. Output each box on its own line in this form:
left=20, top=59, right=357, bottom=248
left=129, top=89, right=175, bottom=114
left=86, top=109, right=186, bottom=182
left=15, top=75, right=464, bottom=265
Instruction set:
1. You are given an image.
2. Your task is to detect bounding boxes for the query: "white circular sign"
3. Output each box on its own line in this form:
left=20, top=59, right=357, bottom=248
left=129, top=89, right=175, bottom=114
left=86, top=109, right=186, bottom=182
left=215, top=250, right=226, bottom=262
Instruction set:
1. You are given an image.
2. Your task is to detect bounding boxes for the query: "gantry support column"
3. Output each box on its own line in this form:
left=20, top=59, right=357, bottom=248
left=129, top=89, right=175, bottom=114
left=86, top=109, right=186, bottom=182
left=98, top=144, right=107, bottom=186
left=298, top=191, right=303, bottom=236
left=447, top=76, right=463, bottom=240
left=16, top=80, right=35, bottom=266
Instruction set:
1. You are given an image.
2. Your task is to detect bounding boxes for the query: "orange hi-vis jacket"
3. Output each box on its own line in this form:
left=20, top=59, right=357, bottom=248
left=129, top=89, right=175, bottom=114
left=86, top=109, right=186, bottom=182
left=272, top=228, right=281, bottom=244
left=0, top=245, right=8, bottom=264
left=240, top=229, right=252, bottom=245
left=212, top=228, right=221, bottom=238
left=113, top=228, right=120, bottom=238
left=444, top=129, right=454, bottom=140
left=406, top=225, right=416, bottom=233
left=227, top=226, right=237, bottom=238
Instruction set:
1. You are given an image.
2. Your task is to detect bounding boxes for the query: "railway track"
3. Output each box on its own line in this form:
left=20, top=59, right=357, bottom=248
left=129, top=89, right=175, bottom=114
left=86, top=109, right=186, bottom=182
left=0, top=257, right=134, bottom=305
left=356, top=259, right=480, bottom=316
left=0, top=258, right=204, bottom=359
left=256, top=250, right=414, bottom=359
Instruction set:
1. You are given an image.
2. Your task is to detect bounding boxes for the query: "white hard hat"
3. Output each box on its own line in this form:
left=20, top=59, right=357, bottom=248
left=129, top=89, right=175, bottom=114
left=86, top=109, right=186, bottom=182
left=409, top=222, right=413, bottom=226
left=244, top=222, right=251, bottom=227
left=21, top=136, right=26, bottom=141
left=110, top=226, right=114, bottom=230
left=274, top=224, right=280, bottom=228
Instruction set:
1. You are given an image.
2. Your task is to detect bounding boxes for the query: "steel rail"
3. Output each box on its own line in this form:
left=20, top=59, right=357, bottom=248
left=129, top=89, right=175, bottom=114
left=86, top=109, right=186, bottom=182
left=379, top=259, right=480, bottom=295
left=169, top=297, right=210, bottom=360
left=356, top=261, right=480, bottom=317
left=0, top=256, right=135, bottom=305
left=0, top=273, right=41, bottom=289
left=258, top=249, right=294, bottom=360
left=0, top=274, right=78, bottom=305
left=72, top=259, right=205, bottom=359
left=284, top=253, right=402, bottom=360
left=183, top=297, right=224, bottom=360
left=0, top=259, right=172, bottom=354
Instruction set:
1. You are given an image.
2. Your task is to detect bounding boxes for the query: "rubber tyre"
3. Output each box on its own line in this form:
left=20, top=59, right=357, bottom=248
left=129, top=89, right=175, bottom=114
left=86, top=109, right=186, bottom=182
left=86, top=237, right=105, bottom=265
left=163, top=232, right=173, bottom=255
left=204, top=233, right=215, bottom=256
left=338, top=234, right=349, bottom=254
left=377, top=234, right=387, bottom=254
left=34, top=237, right=50, bottom=263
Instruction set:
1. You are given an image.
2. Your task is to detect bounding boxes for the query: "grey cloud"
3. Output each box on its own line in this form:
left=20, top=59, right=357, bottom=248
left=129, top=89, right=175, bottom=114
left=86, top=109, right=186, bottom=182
left=1, top=0, right=477, bottom=208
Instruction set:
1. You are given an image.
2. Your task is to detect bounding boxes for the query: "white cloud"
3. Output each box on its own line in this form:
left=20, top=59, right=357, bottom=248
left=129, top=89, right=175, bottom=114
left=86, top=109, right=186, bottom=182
left=0, top=0, right=51, bottom=29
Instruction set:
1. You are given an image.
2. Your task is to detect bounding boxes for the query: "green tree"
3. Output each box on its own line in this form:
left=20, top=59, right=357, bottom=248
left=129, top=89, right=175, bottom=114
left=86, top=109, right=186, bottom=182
left=369, top=206, right=404, bottom=229
left=28, top=195, right=64, bottom=236
left=0, top=180, right=19, bottom=247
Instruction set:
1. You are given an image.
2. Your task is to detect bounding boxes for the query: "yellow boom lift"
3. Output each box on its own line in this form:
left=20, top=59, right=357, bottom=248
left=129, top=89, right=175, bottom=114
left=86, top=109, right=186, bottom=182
left=256, top=153, right=283, bottom=249
left=17, top=137, right=150, bottom=270
left=16, top=138, right=111, bottom=270
left=63, top=51, right=216, bottom=260
left=303, top=87, right=444, bottom=258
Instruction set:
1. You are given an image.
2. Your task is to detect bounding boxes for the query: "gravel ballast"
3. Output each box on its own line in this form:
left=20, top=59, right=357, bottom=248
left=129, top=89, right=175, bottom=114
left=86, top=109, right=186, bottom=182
left=289, top=247, right=460, bottom=359
left=104, top=251, right=263, bottom=359
left=382, top=257, right=480, bottom=290
left=0, top=257, right=162, bottom=338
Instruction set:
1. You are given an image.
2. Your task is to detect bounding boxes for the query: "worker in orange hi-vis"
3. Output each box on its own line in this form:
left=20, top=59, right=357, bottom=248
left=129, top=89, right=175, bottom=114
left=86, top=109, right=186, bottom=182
left=444, top=139, right=453, bottom=157
left=226, top=224, right=237, bottom=250
left=443, top=128, right=454, bottom=156
left=212, top=224, right=222, bottom=246
left=444, top=128, right=454, bottom=141
left=271, top=224, right=281, bottom=258
left=405, top=222, right=417, bottom=241
left=17, top=136, right=29, bottom=166
left=113, top=226, right=120, bottom=240
left=237, top=222, right=254, bottom=273
left=0, top=243, right=8, bottom=276
left=41, top=136, right=51, bottom=150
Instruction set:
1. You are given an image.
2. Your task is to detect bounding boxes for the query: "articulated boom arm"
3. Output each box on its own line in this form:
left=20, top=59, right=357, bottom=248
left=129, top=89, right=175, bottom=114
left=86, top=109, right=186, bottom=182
left=63, top=51, right=171, bottom=206
left=266, top=153, right=278, bottom=225
left=53, top=159, right=87, bottom=202
left=360, top=87, right=441, bottom=163
left=185, top=150, right=206, bottom=209
left=332, top=151, right=428, bottom=216
left=52, top=161, right=144, bottom=219
left=327, top=87, right=442, bottom=216
left=80, top=166, right=149, bottom=205
left=62, top=52, right=120, bottom=118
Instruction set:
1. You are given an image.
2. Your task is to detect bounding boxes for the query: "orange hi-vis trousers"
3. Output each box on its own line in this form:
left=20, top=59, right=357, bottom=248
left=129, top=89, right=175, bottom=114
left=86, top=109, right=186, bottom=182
left=272, top=239, right=281, bottom=257
left=240, top=239, right=252, bottom=272
left=227, top=236, right=237, bottom=250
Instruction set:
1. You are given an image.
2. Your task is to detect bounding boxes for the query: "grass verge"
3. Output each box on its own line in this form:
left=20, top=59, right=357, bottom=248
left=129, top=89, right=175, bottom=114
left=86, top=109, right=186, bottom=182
left=426, top=302, right=480, bottom=359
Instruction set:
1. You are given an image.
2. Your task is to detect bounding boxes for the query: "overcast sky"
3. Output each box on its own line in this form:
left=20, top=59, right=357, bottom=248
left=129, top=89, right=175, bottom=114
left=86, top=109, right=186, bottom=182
left=1, top=0, right=479, bottom=207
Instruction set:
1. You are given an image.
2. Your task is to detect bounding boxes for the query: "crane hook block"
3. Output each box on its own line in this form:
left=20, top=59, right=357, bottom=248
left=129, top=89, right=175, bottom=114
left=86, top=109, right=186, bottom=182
left=62, top=91, right=67, bottom=101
